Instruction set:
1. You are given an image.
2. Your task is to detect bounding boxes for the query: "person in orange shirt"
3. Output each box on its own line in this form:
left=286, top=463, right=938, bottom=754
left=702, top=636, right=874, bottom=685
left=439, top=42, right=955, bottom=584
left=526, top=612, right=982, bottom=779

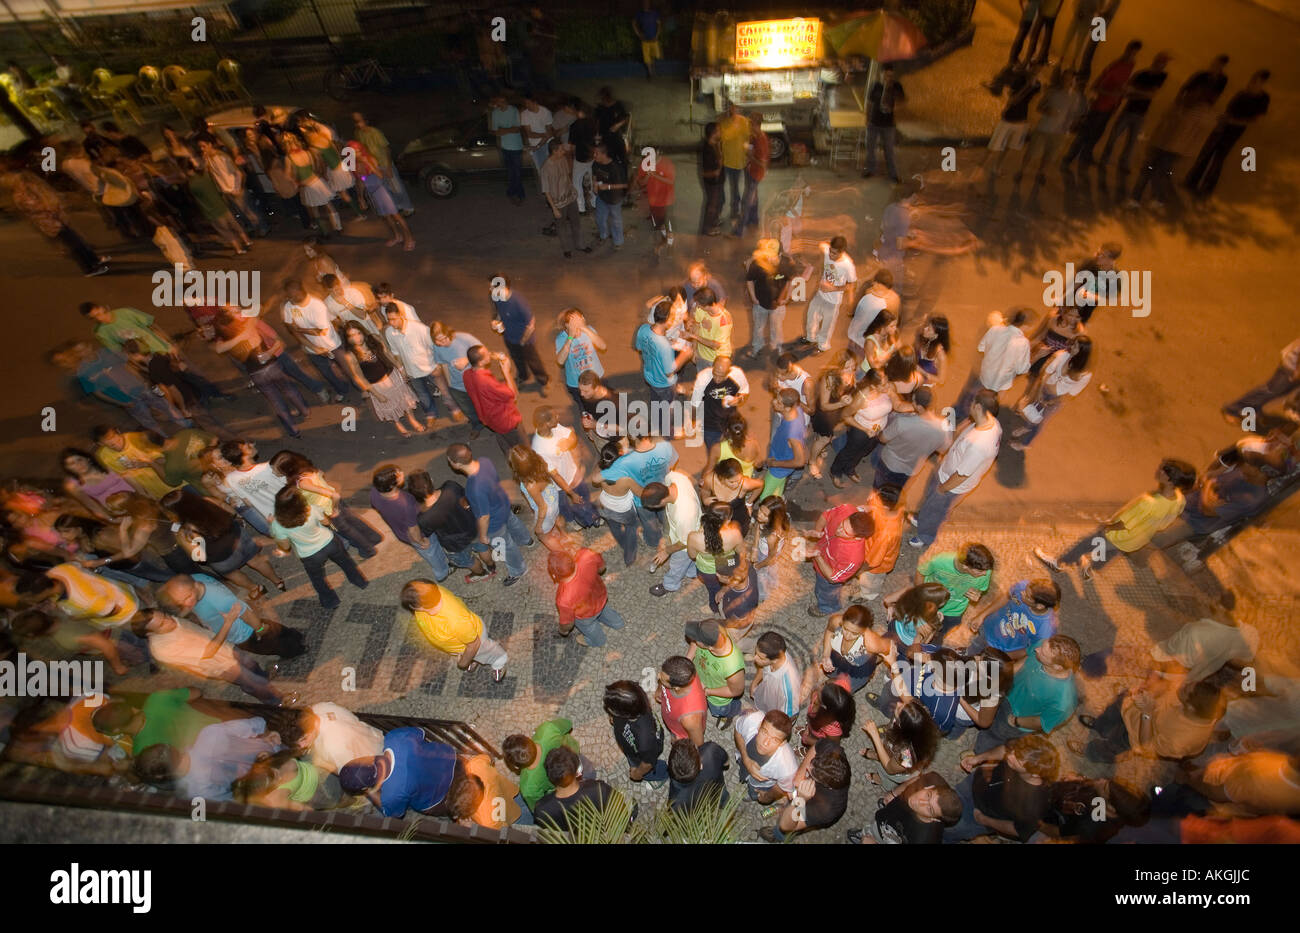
left=445, top=752, right=523, bottom=829
left=633, top=146, right=675, bottom=257
left=856, top=484, right=907, bottom=601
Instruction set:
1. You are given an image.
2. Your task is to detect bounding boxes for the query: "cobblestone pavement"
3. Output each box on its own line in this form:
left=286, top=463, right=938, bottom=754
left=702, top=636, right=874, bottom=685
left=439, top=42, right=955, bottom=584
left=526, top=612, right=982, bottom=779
left=106, top=491, right=1300, bottom=842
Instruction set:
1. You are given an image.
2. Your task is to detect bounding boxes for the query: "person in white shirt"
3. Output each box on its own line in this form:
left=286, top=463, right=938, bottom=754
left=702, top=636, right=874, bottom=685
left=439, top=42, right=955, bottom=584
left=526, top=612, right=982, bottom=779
left=132, top=611, right=283, bottom=704
left=645, top=469, right=703, bottom=597
left=751, top=631, right=804, bottom=719
left=219, top=438, right=286, bottom=532
left=281, top=279, right=353, bottom=400
left=519, top=91, right=555, bottom=177
left=298, top=701, right=384, bottom=774
left=1011, top=337, right=1093, bottom=450
left=198, top=138, right=268, bottom=236
left=531, top=405, right=600, bottom=527
left=373, top=282, right=422, bottom=324
left=847, top=268, right=901, bottom=359
left=733, top=708, right=799, bottom=803
left=382, top=303, right=442, bottom=421
left=802, top=236, right=857, bottom=353
left=954, top=309, right=1033, bottom=420
left=322, top=273, right=380, bottom=334
left=910, top=389, right=1003, bottom=549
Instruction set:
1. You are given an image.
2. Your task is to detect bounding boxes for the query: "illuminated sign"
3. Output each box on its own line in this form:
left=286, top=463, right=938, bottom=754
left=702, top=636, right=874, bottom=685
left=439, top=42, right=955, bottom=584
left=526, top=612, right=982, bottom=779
left=735, top=18, right=821, bottom=68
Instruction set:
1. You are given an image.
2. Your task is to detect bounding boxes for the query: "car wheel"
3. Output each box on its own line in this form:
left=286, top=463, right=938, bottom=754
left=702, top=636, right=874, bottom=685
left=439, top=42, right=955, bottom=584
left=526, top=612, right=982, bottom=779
left=424, top=170, right=457, bottom=198
left=768, top=134, right=788, bottom=162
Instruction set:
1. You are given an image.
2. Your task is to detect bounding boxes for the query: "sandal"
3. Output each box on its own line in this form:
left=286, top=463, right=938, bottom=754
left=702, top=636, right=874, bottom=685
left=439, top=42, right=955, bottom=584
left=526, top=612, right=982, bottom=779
left=248, top=585, right=267, bottom=601
left=274, top=579, right=287, bottom=592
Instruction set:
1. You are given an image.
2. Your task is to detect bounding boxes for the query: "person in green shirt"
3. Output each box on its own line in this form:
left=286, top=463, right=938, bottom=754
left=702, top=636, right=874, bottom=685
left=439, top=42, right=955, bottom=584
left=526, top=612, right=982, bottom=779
left=160, top=428, right=217, bottom=488
left=912, top=543, right=995, bottom=635
left=502, top=717, right=580, bottom=816
left=80, top=304, right=174, bottom=355
left=974, top=635, right=1081, bottom=754
left=684, top=619, right=746, bottom=729
left=102, top=687, right=222, bottom=755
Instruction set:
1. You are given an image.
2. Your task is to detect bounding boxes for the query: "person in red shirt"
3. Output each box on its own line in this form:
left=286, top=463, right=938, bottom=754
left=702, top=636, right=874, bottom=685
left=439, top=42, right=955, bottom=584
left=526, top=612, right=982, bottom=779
left=549, top=548, right=625, bottom=647
left=856, top=484, right=907, bottom=602
left=634, top=147, right=675, bottom=258
left=736, top=112, right=769, bottom=237
left=462, top=343, right=525, bottom=454
left=1063, top=39, right=1142, bottom=169
left=809, top=503, right=873, bottom=617
left=656, top=654, right=707, bottom=746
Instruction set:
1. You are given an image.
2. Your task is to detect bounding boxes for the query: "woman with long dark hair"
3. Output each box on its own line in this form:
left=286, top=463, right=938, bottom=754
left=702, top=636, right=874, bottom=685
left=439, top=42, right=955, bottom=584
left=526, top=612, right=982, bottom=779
left=750, top=495, right=789, bottom=601
left=862, top=696, right=940, bottom=788
left=914, top=314, right=950, bottom=387
left=593, top=438, right=640, bottom=567
left=338, top=321, right=426, bottom=437
left=700, top=457, right=762, bottom=537
left=883, top=581, right=951, bottom=648
left=603, top=680, right=669, bottom=783
left=801, top=679, right=857, bottom=747
left=829, top=368, right=892, bottom=488
left=686, top=501, right=744, bottom=614
left=508, top=444, right=570, bottom=550
left=270, top=486, right=368, bottom=609
left=60, top=447, right=133, bottom=521
left=161, top=487, right=284, bottom=598
left=269, top=450, right=381, bottom=560
left=808, top=351, right=855, bottom=478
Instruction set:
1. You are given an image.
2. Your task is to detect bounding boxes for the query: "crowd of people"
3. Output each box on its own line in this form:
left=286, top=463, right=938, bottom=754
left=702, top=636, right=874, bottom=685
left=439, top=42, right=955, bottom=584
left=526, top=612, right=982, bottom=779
left=0, top=22, right=1297, bottom=843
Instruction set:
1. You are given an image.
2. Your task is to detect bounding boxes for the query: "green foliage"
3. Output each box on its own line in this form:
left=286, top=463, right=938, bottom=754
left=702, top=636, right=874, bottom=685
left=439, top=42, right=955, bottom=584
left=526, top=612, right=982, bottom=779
left=536, top=785, right=744, bottom=845
left=901, top=0, right=976, bottom=47
left=555, top=16, right=639, bottom=63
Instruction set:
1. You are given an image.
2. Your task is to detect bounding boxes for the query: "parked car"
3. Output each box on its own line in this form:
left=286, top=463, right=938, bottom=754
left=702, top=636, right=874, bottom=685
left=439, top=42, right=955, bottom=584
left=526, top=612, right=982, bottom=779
left=394, top=115, right=504, bottom=198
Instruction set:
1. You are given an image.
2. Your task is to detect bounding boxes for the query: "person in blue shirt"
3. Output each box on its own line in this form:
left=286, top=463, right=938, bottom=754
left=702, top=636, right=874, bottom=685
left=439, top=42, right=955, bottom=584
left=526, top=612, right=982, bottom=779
left=763, top=388, right=808, bottom=498
left=159, top=572, right=304, bottom=659
left=431, top=321, right=484, bottom=432
left=595, top=432, right=678, bottom=552
left=555, top=308, right=606, bottom=408
left=490, top=277, right=550, bottom=390
left=338, top=726, right=458, bottom=818
left=632, top=0, right=662, bottom=78
left=964, top=578, right=1060, bottom=659
left=448, top=442, right=534, bottom=585
left=974, top=635, right=1081, bottom=754
left=635, top=299, right=692, bottom=436
left=52, top=340, right=183, bottom=435
left=489, top=95, right=525, bottom=203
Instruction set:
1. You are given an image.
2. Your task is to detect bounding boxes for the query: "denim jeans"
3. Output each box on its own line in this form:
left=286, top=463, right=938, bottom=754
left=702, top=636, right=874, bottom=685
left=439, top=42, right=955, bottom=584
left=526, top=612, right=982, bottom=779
left=866, top=125, right=899, bottom=179
left=662, top=547, right=697, bottom=592
left=330, top=505, right=381, bottom=558
left=593, top=196, right=624, bottom=246
left=623, top=754, right=670, bottom=783
left=573, top=160, right=593, bottom=211
left=238, top=506, right=271, bottom=536
left=249, top=360, right=309, bottom=436
left=124, top=393, right=185, bottom=435
left=869, top=448, right=912, bottom=490
left=503, top=148, right=525, bottom=200
left=736, top=171, right=760, bottom=235
left=407, top=373, right=442, bottom=419
left=634, top=502, right=663, bottom=549
left=913, top=471, right=962, bottom=548
left=558, top=480, right=600, bottom=527
left=486, top=511, right=532, bottom=578
left=749, top=304, right=785, bottom=353
left=412, top=534, right=452, bottom=581
left=304, top=351, right=354, bottom=398
left=1100, top=109, right=1145, bottom=169
left=573, top=604, right=626, bottom=647
left=724, top=166, right=743, bottom=217
left=1225, top=364, right=1300, bottom=416
left=275, top=351, right=327, bottom=396
left=300, top=535, right=368, bottom=609
left=231, top=648, right=280, bottom=703
left=814, top=572, right=844, bottom=614
left=600, top=503, right=640, bottom=565
left=448, top=386, right=483, bottom=430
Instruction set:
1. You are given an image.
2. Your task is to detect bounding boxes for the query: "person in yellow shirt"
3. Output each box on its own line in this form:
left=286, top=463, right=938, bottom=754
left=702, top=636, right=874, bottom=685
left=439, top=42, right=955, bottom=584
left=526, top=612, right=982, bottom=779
left=45, top=562, right=140, bottom=629
left=92, top=425, right=180, bottom=500
left=401, top=579, right=508, bottom=682
left=1035, top=458, right=1197, bottom=579
left=688, top=289, right=733, bottom=365
left=717, top=101, right=751, bottom=222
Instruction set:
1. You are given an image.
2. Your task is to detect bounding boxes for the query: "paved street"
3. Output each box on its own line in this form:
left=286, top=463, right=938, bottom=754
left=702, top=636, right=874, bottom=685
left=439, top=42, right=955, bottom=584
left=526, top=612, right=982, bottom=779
left=2, top=0, right=1298, bottom=842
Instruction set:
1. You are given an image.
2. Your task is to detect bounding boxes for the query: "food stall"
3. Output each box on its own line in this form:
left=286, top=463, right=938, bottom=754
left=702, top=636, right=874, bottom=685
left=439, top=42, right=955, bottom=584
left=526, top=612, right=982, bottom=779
left=689, top=14, right=834, bottom=162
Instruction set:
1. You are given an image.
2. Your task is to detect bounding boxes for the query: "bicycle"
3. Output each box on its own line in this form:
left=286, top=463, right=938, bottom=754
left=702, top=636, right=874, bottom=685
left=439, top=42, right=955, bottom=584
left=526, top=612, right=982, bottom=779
left=323, top=58, right=393, bottom=101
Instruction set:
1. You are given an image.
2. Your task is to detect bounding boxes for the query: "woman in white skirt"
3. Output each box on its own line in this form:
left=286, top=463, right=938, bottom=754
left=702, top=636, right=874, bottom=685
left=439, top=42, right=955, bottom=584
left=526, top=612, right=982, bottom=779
left=337, top=321, right=428, bottom=437
left=301, top=118, right=363, bottom=218
left=282, top=134, right=341, bottom=234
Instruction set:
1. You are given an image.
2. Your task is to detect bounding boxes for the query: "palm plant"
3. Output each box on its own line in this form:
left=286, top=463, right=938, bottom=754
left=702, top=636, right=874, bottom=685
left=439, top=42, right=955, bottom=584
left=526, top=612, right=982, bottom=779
left=536, top=785, right=744, bottom=845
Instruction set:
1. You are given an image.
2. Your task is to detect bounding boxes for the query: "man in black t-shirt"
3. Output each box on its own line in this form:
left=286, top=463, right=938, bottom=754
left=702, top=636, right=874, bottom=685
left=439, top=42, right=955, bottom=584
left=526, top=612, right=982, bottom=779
left=1178, top=55, right=1230, bottom=107
left=758, top=738, right=852, bottom=842
left=864, top=65, right=905, bottom=182
left=1186, top=69, right=1271, bottom=197
left=1101, top=51, right=1170, bottom=170
left=849, top=771, right=962, bottom=844
left=568, top=100, right=598, bottom=213
left=945, top=733, right=1059, bottom=842
left=414, top=477, right=496, bottom=583
left=667, top=738, right=729, bottom=812
left=743, top=239, right=805, bottom=359
left=594, top=86, right=630, bottom=165
left=591, top=143, right=629, bottom=250
left=533, top=746, right=635, bottom=834
left=604, top=681, right=667, bottom=783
